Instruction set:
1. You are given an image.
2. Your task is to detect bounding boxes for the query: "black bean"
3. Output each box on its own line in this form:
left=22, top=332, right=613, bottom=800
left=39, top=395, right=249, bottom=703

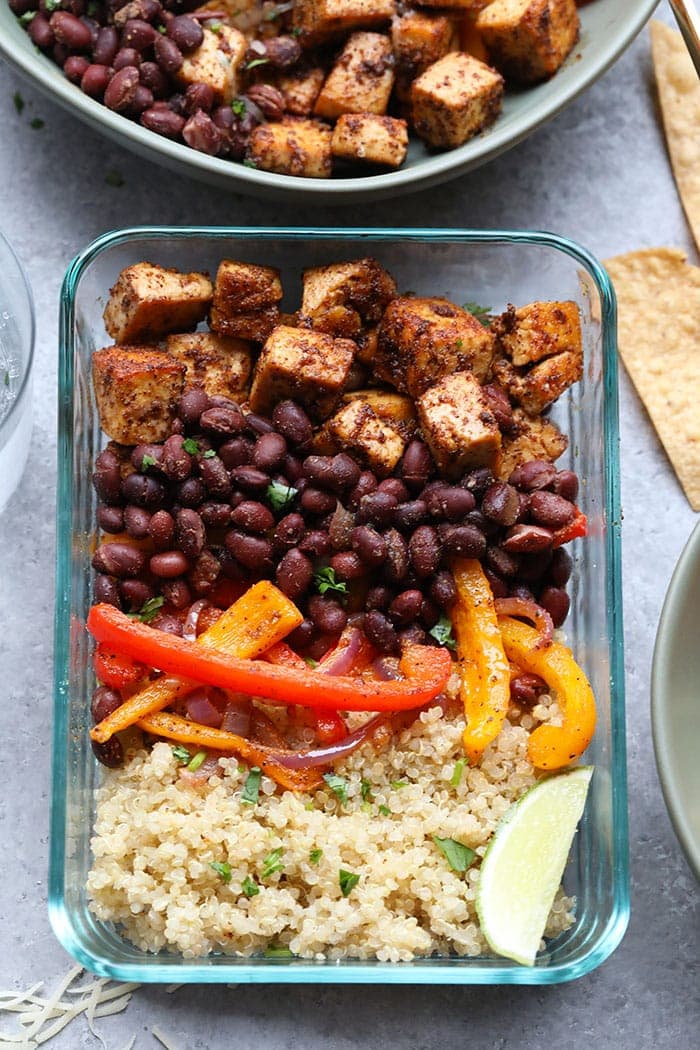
left=330, top=550, right=365, bottom=581
left=183, top=111, right=221, bottom=154
left=230, top=466, right=270, bottom=495
left=276, top=548, right=314, bottom=601
left=429, top=570, right=456, bottom=608
left=461, top=467, right=494, bottom=499
left=243, top=410, right=276, bottom=436
left=439, top=486, right=476, bottom=521
left=482, top=482, right=520, bottom=526
left=219, top=437, right=253, bottom=469
left=549, top=548, right=573, bottom=587
left=486, top=545, right=520, bottom=578
left=97, top=503, right=124, bottom=533
left=93, top=448, right=122, bottom=504
left=351, top=525, right=388, bottom=568
left=161, top=577, right=191, bottom=609
left=118, top=578, right=156, bottom=611
left=409, top=525, right=441, bottom=578
left=377, top=477, right=409, bottom=502
left=399, top=439, right=432, bottom=490
left=167, top=14, right=203, bottom=52
left=140, top=61, right=169, bottom=98
left=516, top=550, right=553, bottom=583
left=272, top=400, right=313, bottom=446
left=383, top=528, right=409, bottom=584
left=93, top=24, right=119, bottom=65
left=91, top=686, right=123, bottom=724
left=399, top=625, right=427, bottom=647
left=94, top=573, right=121, bottom=607
left=253, top=432, right=287, bottom=472
left=50, top=10, right=92, bottom=48
left=92, top=736, right=123, bottom=767
left=366, top=584, right=393, bottom=611
left=175, top=508, right=205, bottom=559
left=224, top=530, right=274, bottom=572
left=364, top=610, right=399, bottom=655
left=302, top=455, right=335, bottom=488
left=230, top=500, right=275, bottom=534
left=298, top=529, right=331, bottom=558
left=509, top=459, right=558, bottom=491
left=104, top=64, right=139, bottom=111
left=183, top=80, right=214, bottom=114
left=188, top=548, right=221, bottom=596
left=148, top=509, right=175, bottom=550
left=420, top=598, right=440, bottom=629
left=200, top=404, right=244, bottom=436
left=131, top=443, right=163, bottom=472
left=388, top=589, right=423, bottom=626
left=121, top=472, right=165, bottom=508
left=283, top=453, right=304, bottom=483
left=198, top=502, right=230, bottom=528
left=308, top=595, right=348, bottom=635
left=483, top=383, right=514, bottom=431
left=539, top=586, right=570, bottom=627
left=162, top=434, right=193, bottom=480
left=529, top=491, right=576, bottom=529
left=141, top=104, right=185, bottom=137
left=64, top=55, right=90, bottom=83
left=154, top=32, right=183, bottom=74
left=348, top=470, right=378, bottom=508
left=357, top=491, right=397, bottom=528
left=150, top=550, right=190, bottom=578
left=151, top=612, right=183, bottom=636
left=394, top=499, right=428, bottom=531
left=502, top=524, right=554, bottom=554
left=464, top=508, right=501, bottom=539
left=274, top=512, right=305, bottom=550
left=92, top=542, right=146, bottom=578
left=329, top=453, right=361, bottom=492
left=198, top=455, right=231, bottom=499
left=123, top=504, right=151, bottom=539
left=552, top=470, right=579, bottom=502
left=178, top=387, right=209, bottom=427
left=510, top=673, right=547, bottom=707
left=484, top=568, right=509, bottom=599
left=510, top=583, right=536, bottom=602
left=121, top=17, right=156, bottom=50
left=113, top=46, right=140, bottom=70
left=28, top=13, right=54, bottom=49
left=301, top=487, right=336, bottom=516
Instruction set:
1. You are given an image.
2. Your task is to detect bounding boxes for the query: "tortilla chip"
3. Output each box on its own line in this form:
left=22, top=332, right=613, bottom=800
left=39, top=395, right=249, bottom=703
left=604, top=247, right=700, bottom=510
left=650, top=21, right=700, bottom=253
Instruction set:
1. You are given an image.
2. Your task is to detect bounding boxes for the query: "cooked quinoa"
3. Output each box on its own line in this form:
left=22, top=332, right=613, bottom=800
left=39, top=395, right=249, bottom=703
left=87, top=696, right=575, bottom=961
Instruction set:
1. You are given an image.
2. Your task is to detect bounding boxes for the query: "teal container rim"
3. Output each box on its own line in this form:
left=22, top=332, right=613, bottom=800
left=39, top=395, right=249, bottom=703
left=52, top=226, right=629, bottom=984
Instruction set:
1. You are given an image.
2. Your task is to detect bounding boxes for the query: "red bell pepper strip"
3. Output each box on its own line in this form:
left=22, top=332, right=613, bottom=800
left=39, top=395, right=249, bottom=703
left=551, top=506, right=587, bottom=548
left=93, top=643, right=147, bottom=691
left=265, top=642, right=349, bottom=743
left=87, top=603, right=453, bottom=712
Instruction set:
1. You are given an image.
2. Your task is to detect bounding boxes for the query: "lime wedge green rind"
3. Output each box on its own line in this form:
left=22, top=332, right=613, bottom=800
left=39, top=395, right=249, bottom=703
left=476, top=766, right=594, bottom=967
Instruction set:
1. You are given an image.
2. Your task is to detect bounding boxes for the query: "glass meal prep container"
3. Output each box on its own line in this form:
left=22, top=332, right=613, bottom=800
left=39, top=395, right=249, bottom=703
left=52, top=226, right=629, bottom=984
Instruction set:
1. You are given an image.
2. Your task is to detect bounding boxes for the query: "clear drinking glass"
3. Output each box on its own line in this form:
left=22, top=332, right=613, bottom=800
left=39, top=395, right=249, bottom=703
left=52, top=227, right=628, bottom=984
left=0, top=231, right=35, bottom=514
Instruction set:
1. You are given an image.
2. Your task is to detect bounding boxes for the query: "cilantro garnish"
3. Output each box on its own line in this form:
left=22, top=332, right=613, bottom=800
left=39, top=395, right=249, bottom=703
left=313, top=566, right=348, bottom=599
left=136, top=596, right=164, bottom=623
left=208, top=20, right=222, bottom=33
left=429, top=615, right=457, bottom=652
left=245, top=58, right=270, bottom=71
left=378, top=804, right=391, bottom=816
left=140, top=453, right=156, bottom=470
left=463, top=302, right=492, bottom=326
left=433, top=836, right=476, bottom=873
left=451, top=758, right=465, bottom=788
left=242, top=875, right=259, bottom=898
left=260, top=847, right=284, bottom=879
left=187, top=750, right=207, bottom=772
left=391, top=780, right=408, bottom=790
left=304, top=656, right=318, bottom=669
left=43, top=0, right=60, bottom=10
left=455, top=338, right=464, bottom=350
left=172, top=744, right=191, bottom=763
left=243, top=158, right=258, bottom=169
left=182, top=437, right=199, bottom=455
left=231, top=98, right=247, bottom=117
left=323, top=772, right=348, bottom=805
left=203, top=448, right=216, bottom=458
left=18, top=12, right=36, bottom=25
left=309, top=848, right=323, bottom=864
left=339, top=869, right=360, bottom=898
left=266, top=479, right=297, bottom=511
left=241, top=766, right=262, bottom=806
left=360, top=779, right=373, bottom=803
left=210, top=860, right=232, bottom=883
left=264, top=945, right=293, bottom=958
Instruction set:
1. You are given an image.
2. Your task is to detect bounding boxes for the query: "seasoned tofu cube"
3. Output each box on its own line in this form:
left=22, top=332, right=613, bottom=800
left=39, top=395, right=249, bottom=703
left=246, top=117, right=333, bottom=179
left=103, top=263, right=212, bottom=344
left=458, top=11, right=490, bottom=64
left=300, top=258, right=397, bottom=338
left=315, top=33, right=395, bottom=119
left=417, top=371, right=501, bottom=478
left=249, top=326, right=355, bottom=420
left=377, top=296, right=495, bottom=396
left=411, top=51, right=504, bottom=148
left=492, top=349, right=583, bottom=415
left=391, top=10, right=457, bottom=101
left=165, top=332, right=251, bottom=402
left=209, top=260, right=283, bottom=344
left=92, top=345, right=185, bottom=445
left=497, top=408, right=568, bottom=479
left=332, top=113, right=408, bottom=168
left=293, top=0, right=396, bottom=47
left=325, top=400, right=407, bottom=476
left=276, top=65, right=326, bottom=116
left=496, top=300, right=582, bottom=367
left=476, top=0, right=579, bottom=84
left=342, top=388, right=416, bottom=437
left=175, top=26, right=246, bottom=104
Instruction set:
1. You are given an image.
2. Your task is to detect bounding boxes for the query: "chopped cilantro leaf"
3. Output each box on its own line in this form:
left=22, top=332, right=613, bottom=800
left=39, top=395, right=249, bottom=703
left=43, top=0, right=60, bottom=10
left=360, top=779, right=373, bottom=803
left=136, top=596, right=164, bottom=624
left=245, top=58, right=270, bottom=71
left=210, top=860, right=232, bottom=883
left=429, top=614, right=457, bottom=652
left=187, top=750, right=207, bottom=772
left=433, top=836, right=476, bottom=873
left=266, top=479, right=297, bottom=511
left=313, top=566, right=348, bottom=599
left=391, top=780, right=408, bottom=790
left=203, top=448, right=216, bottom=458
left=140, top=453, right=156, bottom=469
left=304, top=656, right=318, bottom=669
left=241, top=766, right=262, bottom=806
left=463, top=302, right=492, bottom=326
left=172, top=744, right=191, bottom=763
left=451, top=758, right=465, bottom=788
left=242, top=875, right=259, bottom=898
left=291, top=26, right=301, bottom=36
left=323, top=772, right=348, bottom=805
left=18, top=12, right=36, bottom=25
left=455, top=338, right=464, bottom=350
left=30, top=118, right=44, bottom=130
left=105, top=170, right=124, bottom=188
left=378, top=804, right=391, bottom=816
left=13, top=91, right=24, bottom=114
left=264, top=945, right=293, bottom=958
left=157, top=23, right=167, bottom=33
left=243, top=158, right=258, bottom=169
left=208, top=20, right=222, bottom=33
left=261, top=847, right=284, bottom=879
left=339, top=869, right=360, bottom=897
left=231, top=98, right=247, bottom=117
left=183, top=438, right=199, bottom=455
left=309, top=848, right=323, bottom=864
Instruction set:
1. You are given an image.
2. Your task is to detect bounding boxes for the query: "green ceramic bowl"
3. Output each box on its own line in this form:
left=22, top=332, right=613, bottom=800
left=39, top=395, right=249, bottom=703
left=652, top=519, right=700, bottom=882
left=0, top=1, right=656, bottom=200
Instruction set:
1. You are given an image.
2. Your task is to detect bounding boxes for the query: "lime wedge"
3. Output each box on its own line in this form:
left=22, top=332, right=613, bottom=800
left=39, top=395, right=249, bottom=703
left=476, top=766, right=593, bottom=966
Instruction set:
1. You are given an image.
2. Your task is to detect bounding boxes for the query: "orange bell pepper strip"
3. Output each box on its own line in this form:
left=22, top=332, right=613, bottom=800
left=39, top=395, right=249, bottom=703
left=138, top=710, right=325, bottom=793
left=498, top=615, right=596, bottom=770
left=451, top=558, right=511, bottom=765
left=87, top=603, right=452, bottom=713
left=91, top=581, right=303, bottom=743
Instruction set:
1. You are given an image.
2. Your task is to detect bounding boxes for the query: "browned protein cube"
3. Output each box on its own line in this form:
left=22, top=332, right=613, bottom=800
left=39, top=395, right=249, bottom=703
left=209, top=260, right=283, bottom=344
left=332, top=113, right=408, bottom=168
left=476, top=0, right=580, bottom=84
left=410, top=51, right=504, bottom=149
left=417, top=371, right=501, bottom=479
left=246, top=117, right=333, bottom=179
left=249, top=325, right=355, bottom=421
left=497, top=408, right=568, bottom=479
left=276, top=65, right=326, bottom=116
left=92, top=345, right=186, bottom=445
left=341, top=388, right=417, bottom=438
left=300, top=258, right=397, bottom=338
left=391, top=9, right=457, bottom=102
left=293, top=0, right=396, bottom=47
left=103, top=263, right=213, bottom=344
left=175, top=26, right=247, bottom=104
left=492, top=349, right=583, bottom=416
left=315, top=33, right=395, bottom=119
left=496, top=300, right=582, bottom=367
left=325, top=400, right=407, bottom=476
left=165, top=332, right=252, bottom=402
left=377, top=296, right=495, bottom=396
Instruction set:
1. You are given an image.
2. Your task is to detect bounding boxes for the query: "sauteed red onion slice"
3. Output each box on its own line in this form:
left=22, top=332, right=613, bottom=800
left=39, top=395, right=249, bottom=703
left=183, top=599, right=208, bottom=642
left=185, top=687, right=225, bottom=728
left=221, top=697, right=252, bottom=737
left=317, top=627, right=363, bottom=677
left=371, top=657, right=402, bottom=681
left=495, top=597, right=554, bottom=648
left=265, top=712, right=392, bottom=770
left=179, top=752, right=223, bottom=784
left=329, top=502, right=355, bottom=550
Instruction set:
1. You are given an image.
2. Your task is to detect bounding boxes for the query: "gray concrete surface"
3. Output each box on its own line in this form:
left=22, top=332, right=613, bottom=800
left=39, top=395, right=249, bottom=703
left=0, top=2, right=698, bottom=1047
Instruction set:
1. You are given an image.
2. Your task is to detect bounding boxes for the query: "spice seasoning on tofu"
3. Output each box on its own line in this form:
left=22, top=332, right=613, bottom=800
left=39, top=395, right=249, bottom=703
left=85, top=253, right=595, bottom=963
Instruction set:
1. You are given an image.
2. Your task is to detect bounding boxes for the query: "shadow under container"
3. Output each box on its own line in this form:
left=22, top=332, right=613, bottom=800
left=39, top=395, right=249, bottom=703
left=52, top=227, right=629, bottom=984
